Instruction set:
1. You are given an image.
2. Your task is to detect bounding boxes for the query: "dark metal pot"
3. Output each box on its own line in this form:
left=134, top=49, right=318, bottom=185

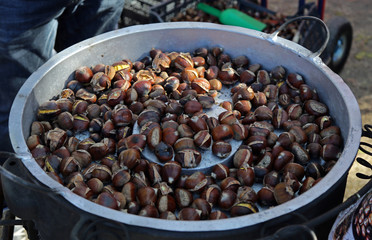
left=4, top=22, right=361, bottom=240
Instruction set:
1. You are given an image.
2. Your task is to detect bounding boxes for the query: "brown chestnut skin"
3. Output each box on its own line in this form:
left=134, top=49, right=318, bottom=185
left=121, top=134, right=147, bottom=151
left=91, top=164, right=112, bottom=182
left=211, top=124, right=233, bottom=141
left=161, top=161, right=182, bottom=185
left=230, top=202, right=258, bottom=217
left=146, top=125, right=162, bottom=150
left=304, top=100, right=328, bottom=117
left=175, top=188, right=193, bottom=208
left=209, top=210, right=228, bottom=220
left=178, top=207, right=201, bottom=220
left=212, top=141, right=232, bottom=158
left=175, top=148, right=202, bottom=168
left=201, top=185, right=221, bottom=206
left=75, top=66, right=93, bottom=83
left=157, top=195, right=176, bottom=213
left=315, top=115, right=332, bottom=130
left=273, top=150, right=294, bottom=171
left=131, top=171, right=150, bottom=190
left=237, top=186, right=258, bottom=203
left=160, top=211, right=177, bottom=220
left=162, top=127, right=179, bottom=146
left=44, top=154, right=61, bottom=173
left=147, top=162, right=162, bottom=185
left=209, top=79, right=222, bottom=91
left=132, top=158, right=149, bottom=173
left=291, top=142, right=310, bottom=165
left=232, top=123, right=248, bottom=141
left=321, top=144, right=341, bottom=161
left=95, top=192, right=119, bottom=210
left=245, top=135, right=267, bottom=155
left=218, top=189, right=237, bottom=210
left=234, top=100, right=252, bottom=116
left=286, top=73, right=304, bottom=89
left=283, top=172, right=301, bottom=193
left=57, top=112, right=74, bottom=130
left=274, top=182, right=294, bottom=205
left=89, top=142, right=108, bottom=160
left=300, top=177, right=315, bottom=194
left=137, top=186, right=158, bottom=207
left=211, top=163, right=229, bottom=180
left=155, top=182, right=173, bottom=196
left=113, top=191, right=127, bottom=209
left=72, top=181, right=94, bottom=200
left=127, top=201, right=140, bottom=215
left=218, top=111, right=238, bottom=125
left=283, top=163, right=305, bottom=181
left=257, top=185, right=276, bottom=206
left=272, top=108, right=289, bottom=129
left=173, top=137, right=195, bottom=152
left=254, top=105, right=273, bottom=121
left=154, top=142, right=174, bottom=162
left=37, top=101, right=61, bottom=121
left=45, top=128, right=67, bottom=152
left=138, top=205, right=159, bottom=218
left=121, top=182, right=137, bottom=203
left=59, top=156, right=79, bottom=177
left=184, top=100, right=203, bottom=116
left=193, top=130, right=212, bottom=149
left=112, top=169, right=131, bottom=188
left=177, top=124, right=194, bottom=138
left=236, top=166, right=255, bottom=187
left=71, top=149, right=91, bottom=168
left=87, top=178, right=104, bottom=194
left=118, top=148, right=140, bottom=170
left=191, top=198, right=212, bottom=219
left=233, top=148, right=254, bottom=168
left=220, top=101, right=233, bottom=111
left=249, top=126, right=270, bottom=138
left=305, top=162, right=324, bottom=180
left=320, top=134, right=342, bottom=148
left=220, top=177, right=240, bottom=192
left=289, top=126, right=308, bottom=145
left=277, top=132, right=295, bottom=150
left=185, top=171, right=207, bottom=192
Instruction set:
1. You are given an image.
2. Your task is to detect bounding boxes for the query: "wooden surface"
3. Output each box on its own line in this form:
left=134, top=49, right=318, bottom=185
left=344, top=135, right=372, bottom=200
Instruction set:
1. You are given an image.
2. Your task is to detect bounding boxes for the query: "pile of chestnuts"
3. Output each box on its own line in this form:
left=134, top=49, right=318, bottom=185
left=352, top=191, right=372, bottom=239
left=27, top=46, right=343, bottom=220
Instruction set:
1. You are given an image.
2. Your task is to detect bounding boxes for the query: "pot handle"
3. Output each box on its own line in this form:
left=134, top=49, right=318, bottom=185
left=269, top=16, right=330, bottom=59
left=0, top=152, right=60, bottom=195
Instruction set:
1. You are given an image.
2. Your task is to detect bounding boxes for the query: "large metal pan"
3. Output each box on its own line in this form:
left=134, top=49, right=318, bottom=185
left=5, top=21, right=361, bottom=239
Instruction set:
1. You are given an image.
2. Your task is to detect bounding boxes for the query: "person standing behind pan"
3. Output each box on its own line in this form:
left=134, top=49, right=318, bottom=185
left=0, top=0, right=125, bottom=154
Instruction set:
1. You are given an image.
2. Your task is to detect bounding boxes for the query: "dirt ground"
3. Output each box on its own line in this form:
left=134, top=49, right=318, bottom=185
left=270, top=0, right=372, bottom=124
left=325, top=0, right=372, bottom=126
left=324, top=0, right=372, bottom=200
left=269, top=0, right=372, bottom=199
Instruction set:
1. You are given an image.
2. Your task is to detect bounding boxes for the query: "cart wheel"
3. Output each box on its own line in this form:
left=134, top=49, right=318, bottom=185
left=324, top=16, right=353, bottom=73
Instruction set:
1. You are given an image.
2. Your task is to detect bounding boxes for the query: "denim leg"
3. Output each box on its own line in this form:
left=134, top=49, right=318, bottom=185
left=0, top=0, right=124, bottom=153
left=0, top=1, right=68, bottom=152
left=0, top=20, right=59, bottom=152
left=55, top=0, right=125, bottom=51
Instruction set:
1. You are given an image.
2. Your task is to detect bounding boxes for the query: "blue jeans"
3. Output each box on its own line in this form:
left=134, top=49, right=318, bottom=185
left=0, top=0, right=124, bottom=152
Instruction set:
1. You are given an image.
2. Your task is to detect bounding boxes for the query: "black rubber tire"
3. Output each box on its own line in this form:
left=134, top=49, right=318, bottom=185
left=323, top=16, right=353, bottom=73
